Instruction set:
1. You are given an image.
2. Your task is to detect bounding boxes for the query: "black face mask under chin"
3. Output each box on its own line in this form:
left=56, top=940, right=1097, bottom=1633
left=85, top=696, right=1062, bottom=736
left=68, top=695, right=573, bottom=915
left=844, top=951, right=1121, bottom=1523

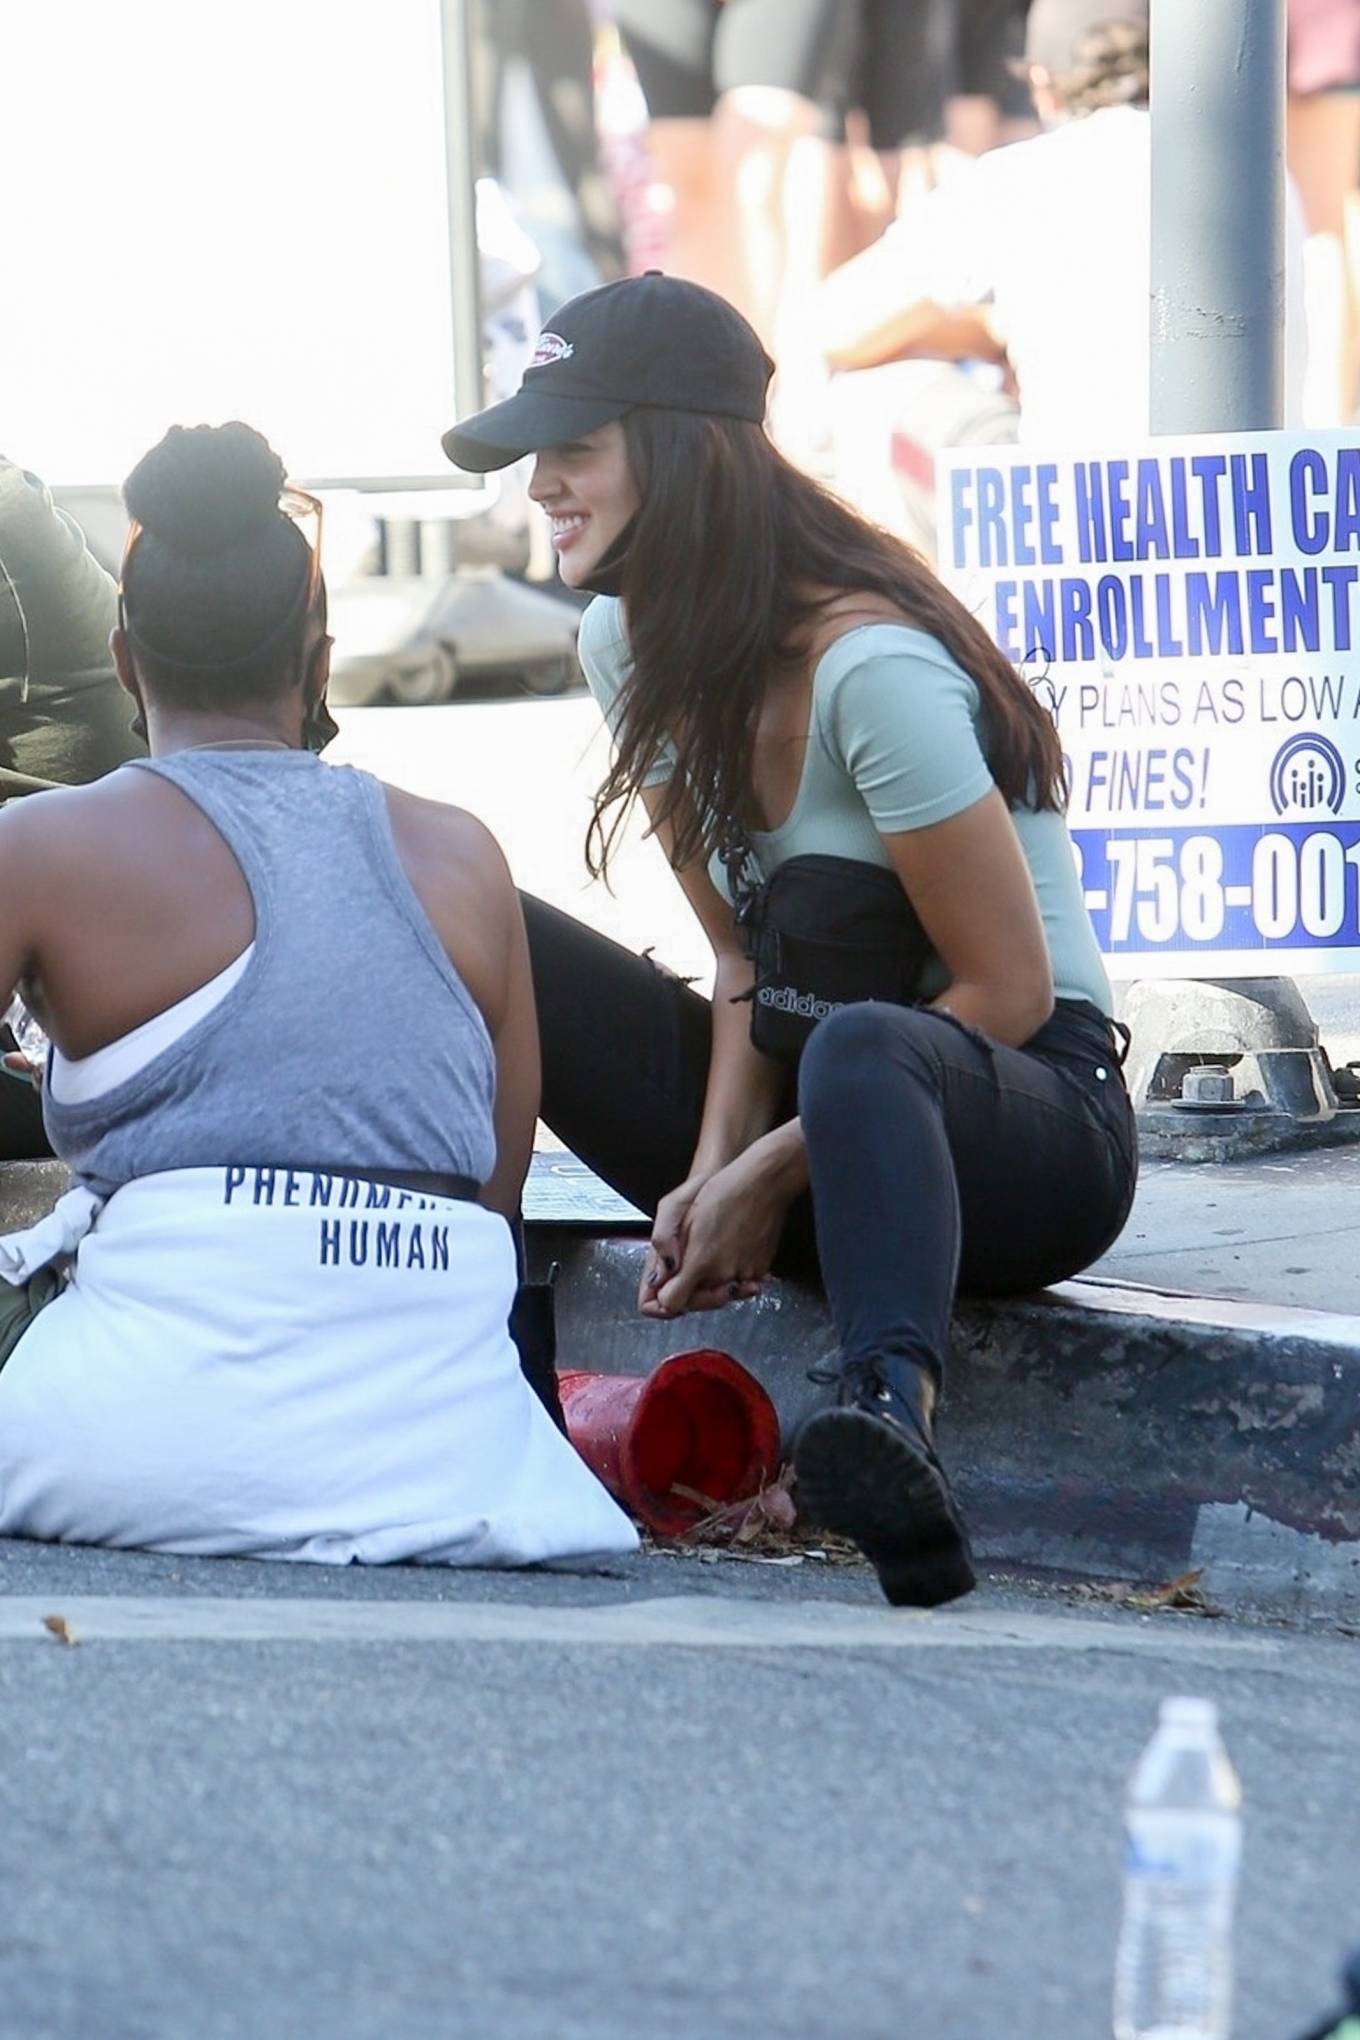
left=577, top=517, right=637, bottom=598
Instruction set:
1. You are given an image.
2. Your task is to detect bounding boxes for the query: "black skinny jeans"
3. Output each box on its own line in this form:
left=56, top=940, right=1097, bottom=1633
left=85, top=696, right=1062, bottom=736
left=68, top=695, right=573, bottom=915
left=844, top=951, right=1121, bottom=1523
left=523, top=894, right=1139, bottom=1386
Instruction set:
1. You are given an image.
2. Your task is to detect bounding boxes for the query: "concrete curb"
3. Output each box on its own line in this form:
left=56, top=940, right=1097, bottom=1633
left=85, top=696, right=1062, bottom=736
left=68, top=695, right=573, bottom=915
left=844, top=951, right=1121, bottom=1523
left=528, top=1227, right=1360, bottom=1624
left=2, top=1164, right=1357, bottom=1621
left=0, top=1161, right=71, bottom=1230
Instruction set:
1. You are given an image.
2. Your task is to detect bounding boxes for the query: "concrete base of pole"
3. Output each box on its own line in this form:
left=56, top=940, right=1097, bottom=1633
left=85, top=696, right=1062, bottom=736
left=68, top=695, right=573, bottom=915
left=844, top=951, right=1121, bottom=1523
left=1122, top=975, right=1356, bottom=1158
left=1136, top=1101, right=1360, bottom=1163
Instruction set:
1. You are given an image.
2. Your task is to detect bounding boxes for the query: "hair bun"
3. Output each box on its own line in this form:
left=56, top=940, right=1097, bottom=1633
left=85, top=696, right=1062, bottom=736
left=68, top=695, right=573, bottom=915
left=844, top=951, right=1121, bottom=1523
left=123, top=422, right=286, bottom=558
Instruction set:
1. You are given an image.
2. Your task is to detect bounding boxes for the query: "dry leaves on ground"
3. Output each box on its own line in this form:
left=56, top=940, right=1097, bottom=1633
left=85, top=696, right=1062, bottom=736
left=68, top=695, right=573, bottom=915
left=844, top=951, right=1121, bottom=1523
left=654, top=1465, right=865, bottom=1568
left=1072, top=1568, right=1224, bottom=1619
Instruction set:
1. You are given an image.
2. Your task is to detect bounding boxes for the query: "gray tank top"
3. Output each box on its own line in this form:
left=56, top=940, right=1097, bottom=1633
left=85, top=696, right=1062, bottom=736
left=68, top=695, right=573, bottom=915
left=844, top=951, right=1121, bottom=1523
left=45, top=752, right=498, bottom=1196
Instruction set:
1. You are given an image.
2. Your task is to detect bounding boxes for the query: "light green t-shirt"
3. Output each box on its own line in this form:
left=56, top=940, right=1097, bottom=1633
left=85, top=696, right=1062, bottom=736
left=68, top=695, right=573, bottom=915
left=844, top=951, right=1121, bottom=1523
left=577, top=597, right=1112, bottom=1016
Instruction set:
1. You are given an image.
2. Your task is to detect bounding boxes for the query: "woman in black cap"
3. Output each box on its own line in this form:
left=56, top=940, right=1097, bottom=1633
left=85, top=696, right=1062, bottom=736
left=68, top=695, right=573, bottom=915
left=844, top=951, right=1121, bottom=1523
left=445, top=274, right=1137, bottom=1608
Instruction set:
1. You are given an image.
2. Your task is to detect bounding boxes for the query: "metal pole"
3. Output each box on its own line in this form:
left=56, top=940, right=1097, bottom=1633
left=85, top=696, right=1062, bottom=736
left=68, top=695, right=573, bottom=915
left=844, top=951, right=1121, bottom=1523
left=1150, top=0, right=1287, bottom=433
left=1132, top=0, right=1338, bottom=1147
left=440, top=0, right=485, bottom=428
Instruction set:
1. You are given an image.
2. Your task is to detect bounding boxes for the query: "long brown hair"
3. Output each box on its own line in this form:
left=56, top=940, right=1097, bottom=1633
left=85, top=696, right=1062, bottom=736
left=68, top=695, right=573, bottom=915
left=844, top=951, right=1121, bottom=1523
left=586, top=408, right=1065, bottom=879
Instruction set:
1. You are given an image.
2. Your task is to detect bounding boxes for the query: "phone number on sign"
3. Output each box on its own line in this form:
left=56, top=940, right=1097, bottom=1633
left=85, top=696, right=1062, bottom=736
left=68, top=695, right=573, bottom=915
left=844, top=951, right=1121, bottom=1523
left=1071, top=822, right=1360, bottom=952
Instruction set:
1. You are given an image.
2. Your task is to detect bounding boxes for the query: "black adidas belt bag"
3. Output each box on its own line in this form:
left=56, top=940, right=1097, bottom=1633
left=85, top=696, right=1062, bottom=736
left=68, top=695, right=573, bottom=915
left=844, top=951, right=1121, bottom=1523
left=724, top=846, right=935, bottom=1066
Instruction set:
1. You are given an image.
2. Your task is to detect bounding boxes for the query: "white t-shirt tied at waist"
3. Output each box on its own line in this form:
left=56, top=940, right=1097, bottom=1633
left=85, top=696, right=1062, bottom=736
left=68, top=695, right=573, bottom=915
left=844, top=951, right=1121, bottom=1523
left=0, top=1167, right=638, bottom=1567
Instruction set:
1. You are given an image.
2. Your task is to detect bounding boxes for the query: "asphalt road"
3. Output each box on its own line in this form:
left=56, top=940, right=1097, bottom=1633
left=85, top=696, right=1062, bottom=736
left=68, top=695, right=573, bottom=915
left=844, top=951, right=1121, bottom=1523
left=1, top=1541, right=1355, bottom=2040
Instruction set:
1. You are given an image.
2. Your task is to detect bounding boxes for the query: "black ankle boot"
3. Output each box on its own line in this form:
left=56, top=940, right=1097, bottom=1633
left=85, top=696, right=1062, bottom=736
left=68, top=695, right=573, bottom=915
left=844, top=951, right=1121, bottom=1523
left=794, top=1355, right=976, bottom=1608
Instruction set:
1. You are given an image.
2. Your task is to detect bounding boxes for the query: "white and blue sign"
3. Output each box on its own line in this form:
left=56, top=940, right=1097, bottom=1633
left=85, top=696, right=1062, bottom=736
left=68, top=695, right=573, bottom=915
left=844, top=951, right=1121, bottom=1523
left=940, top=432, right=1360, bottom=978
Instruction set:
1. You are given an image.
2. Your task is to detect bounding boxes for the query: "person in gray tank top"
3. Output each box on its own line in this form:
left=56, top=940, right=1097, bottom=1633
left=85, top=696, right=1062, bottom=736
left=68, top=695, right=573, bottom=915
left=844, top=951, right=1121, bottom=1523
left=0, top=424, right=631, bottom=1571
left=15, top=422, right=531, bottom=1214
left=42, top=746, right=500, bottom=1201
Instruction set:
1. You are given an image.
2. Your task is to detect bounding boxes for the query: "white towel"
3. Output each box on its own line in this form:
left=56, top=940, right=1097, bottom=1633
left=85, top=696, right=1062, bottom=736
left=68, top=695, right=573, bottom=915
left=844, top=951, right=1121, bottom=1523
left=0, top=1183, right=102, bottom=1283
left=0, top=1166, right=638, bottom=1567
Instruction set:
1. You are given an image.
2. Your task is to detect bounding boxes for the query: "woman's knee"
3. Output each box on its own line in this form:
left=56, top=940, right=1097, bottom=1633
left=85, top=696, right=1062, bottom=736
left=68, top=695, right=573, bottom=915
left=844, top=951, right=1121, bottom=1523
left=798, top=1000, right=939, bottom=1117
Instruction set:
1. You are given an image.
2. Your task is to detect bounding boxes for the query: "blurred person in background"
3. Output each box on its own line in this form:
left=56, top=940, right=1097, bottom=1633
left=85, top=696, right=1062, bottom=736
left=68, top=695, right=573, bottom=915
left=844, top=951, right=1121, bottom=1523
left=833, top=2, right=1038, bottom=286
left=817, top=0, right=1305, bottom=446
left=610, top=0, right=858, bottom=460
left=605, top=4, right=1032, bottom=467
left=479, top=0, right=624, bottom=306
left=830, top=0, right=956, bottom=255
left=0, top=461, right=145, bottom=1160
left=941, top=0, right=1037, bottom=155
left=1287, top=0, right=1360, bottom=424
left=0, top=462, right=142, bottom=794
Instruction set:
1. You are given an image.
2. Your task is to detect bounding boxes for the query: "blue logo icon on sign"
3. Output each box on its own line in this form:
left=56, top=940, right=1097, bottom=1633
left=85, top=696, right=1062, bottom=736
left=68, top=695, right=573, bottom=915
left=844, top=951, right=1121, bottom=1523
left=1269, top=732, right=1346, bottom=816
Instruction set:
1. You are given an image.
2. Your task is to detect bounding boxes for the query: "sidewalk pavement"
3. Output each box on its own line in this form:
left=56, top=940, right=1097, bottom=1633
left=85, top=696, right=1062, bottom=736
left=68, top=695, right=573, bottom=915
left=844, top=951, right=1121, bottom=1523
left=531, top=1132, right=1360, bottom=1316
left=1093, top=1144, right=1360, bottom=1311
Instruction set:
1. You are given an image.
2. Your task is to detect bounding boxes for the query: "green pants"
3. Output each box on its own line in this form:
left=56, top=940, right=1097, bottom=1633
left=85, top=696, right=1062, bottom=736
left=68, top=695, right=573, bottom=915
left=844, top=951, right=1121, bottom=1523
left=0, top=461, right=145, bottom=1157
left=0, top=461, right=145, bottom=788
left=0, top=1264, right=62, bottom=1372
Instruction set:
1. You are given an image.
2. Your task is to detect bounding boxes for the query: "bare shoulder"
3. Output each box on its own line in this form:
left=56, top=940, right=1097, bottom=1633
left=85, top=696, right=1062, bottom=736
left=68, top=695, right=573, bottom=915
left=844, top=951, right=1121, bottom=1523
left=377, top=782, right=522, bottom=1025
left=382, top=783, right=510, bottom=869
left=378, top=782, right=516, bottom=926
left=800, top=589, right=916, bottom=668
left=0, top=761, right=222, bottom=864
left=0, top=776, right=122, bottom=871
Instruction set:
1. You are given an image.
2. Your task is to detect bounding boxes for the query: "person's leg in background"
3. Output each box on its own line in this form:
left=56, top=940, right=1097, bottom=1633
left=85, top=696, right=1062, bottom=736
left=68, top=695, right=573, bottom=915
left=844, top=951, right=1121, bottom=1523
left=644, top=123, right=732, bottom=300
left=479, top=0, right=624, bottom=306
left=712, top=0, right=862, bottom=461
left=519, top=0, right=627, bottom=284
left=1289, top=90, right=1360, bottom=424
left=792, top=999, right=1136, bottom=1606
left=1287, top=0, right=1360, bottom=424
left=778, top=0, right=946, bottom=328
left=613, top=0, right=738, bottom=298
left=851, top=0, right=956, bottom=229
left=945, top=0, right=1036, bottom=156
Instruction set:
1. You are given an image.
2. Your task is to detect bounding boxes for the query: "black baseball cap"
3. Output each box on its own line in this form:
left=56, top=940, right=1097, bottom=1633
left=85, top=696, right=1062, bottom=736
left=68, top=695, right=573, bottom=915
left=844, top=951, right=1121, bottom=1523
left=442, top=272, right=775, bottom=474
left=1025, top=0, right=1147, bottom=72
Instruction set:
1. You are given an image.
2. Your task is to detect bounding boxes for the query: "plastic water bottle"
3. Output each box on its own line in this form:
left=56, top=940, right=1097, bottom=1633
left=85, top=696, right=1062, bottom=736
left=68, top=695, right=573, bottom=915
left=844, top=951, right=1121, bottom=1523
left=2, top=993, right=47, bottom=1068
left=1113, top=1697, right=1242, bottom=2040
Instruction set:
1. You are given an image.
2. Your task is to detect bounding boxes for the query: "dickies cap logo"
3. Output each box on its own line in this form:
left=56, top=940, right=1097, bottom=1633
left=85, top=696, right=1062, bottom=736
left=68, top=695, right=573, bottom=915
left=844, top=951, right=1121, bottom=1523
left=530, top=331, right=575, bottom=369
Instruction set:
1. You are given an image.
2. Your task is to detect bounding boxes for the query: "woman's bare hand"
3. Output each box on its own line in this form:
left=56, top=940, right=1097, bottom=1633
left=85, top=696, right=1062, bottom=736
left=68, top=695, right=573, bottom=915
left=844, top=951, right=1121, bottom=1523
left=638, top=1172, right=711, bottom=1309
left=640, top=1148, right=792, bottom=1318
